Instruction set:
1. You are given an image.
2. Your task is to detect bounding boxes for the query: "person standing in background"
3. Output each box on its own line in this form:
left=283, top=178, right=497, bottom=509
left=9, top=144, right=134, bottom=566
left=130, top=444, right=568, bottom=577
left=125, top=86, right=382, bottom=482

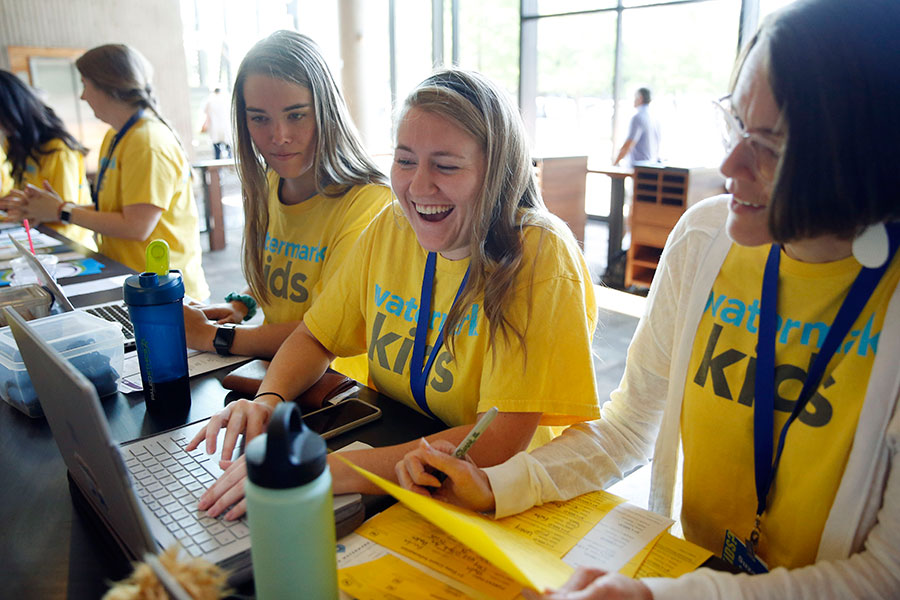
left=8, top=44, right=210, bottom=301
left=614, top=87, right=661, bottom=166
left=0, top=70, right=95, bottom=249
left=202, top=87, right=232, bottom=159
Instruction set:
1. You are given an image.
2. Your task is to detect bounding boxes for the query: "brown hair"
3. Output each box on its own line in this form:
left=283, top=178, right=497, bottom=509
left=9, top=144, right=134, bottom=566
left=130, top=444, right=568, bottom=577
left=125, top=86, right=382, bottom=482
left=733, top=0, right=900, bottom=243
left=76, top=44, right=184, bottom=152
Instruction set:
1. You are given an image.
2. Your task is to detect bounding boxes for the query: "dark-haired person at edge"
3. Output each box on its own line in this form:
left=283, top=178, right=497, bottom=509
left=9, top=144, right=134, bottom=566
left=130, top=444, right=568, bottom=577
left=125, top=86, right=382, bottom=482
left=181, top=31, right=391, bottom=383
left=187, top=69, right=602, bottom=519
left=5, top=44, right=209, bottom=300
left=397, top=1, right=900, bottom=598
left=0, top=70, right=95, bottom=249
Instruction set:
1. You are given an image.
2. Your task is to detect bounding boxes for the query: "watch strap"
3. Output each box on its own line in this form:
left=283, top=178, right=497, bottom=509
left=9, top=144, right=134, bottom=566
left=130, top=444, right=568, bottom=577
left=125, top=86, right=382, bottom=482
left=213, top=323, right=237, bottom=356
left=59, top=202, right=76, bottom=224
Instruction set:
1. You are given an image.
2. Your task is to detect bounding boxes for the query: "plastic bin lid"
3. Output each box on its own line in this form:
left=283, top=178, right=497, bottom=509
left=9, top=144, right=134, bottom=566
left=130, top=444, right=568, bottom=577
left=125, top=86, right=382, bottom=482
left=0, top=311, right=122, bottom=366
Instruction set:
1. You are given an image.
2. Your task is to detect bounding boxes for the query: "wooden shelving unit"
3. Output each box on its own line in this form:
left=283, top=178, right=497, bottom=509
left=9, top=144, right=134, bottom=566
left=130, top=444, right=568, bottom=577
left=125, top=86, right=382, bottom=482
left=625, top=165, right=724, bottom=288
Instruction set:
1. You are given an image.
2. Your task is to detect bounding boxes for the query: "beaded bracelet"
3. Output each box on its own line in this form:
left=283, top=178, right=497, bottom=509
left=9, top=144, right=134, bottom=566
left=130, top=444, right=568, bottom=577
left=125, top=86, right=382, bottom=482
left=253, top=391, right=286, bottom=403
left=225, top=292, right=258, bottom=321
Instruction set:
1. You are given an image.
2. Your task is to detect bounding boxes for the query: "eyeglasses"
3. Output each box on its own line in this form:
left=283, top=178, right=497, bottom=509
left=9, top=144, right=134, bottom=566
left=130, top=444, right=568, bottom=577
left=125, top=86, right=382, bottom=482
left=712, top=95, right=783, bottom=175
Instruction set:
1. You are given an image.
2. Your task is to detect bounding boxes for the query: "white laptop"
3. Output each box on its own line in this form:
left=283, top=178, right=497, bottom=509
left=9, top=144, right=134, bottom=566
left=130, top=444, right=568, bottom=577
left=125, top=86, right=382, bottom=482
left=9, top=233, right=135, bottom=350
left=5, top=306, right=363, bottom=584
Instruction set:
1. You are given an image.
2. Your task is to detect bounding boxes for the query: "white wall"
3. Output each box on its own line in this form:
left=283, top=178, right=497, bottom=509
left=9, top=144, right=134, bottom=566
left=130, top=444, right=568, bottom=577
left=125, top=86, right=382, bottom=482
left=0, top=0, right=194, bottom=156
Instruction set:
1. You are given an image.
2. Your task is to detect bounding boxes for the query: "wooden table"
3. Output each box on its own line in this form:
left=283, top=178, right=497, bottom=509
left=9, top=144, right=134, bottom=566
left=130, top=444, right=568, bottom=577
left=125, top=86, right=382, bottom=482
left=193, top=159, right=235, bottom=251
left=587, top=166, right=634, bottom=288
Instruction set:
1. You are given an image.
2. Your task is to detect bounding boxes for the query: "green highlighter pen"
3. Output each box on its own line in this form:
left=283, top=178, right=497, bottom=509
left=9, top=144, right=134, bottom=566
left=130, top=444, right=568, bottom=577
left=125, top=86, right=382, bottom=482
left=434, top=406, right=499, bottom=484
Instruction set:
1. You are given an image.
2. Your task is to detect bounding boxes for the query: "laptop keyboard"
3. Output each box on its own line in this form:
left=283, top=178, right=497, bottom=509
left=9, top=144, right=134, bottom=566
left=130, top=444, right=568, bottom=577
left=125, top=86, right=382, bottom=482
left=84, top=303, right=135, bottom=342
left=123, top=432, right=249, bottom=558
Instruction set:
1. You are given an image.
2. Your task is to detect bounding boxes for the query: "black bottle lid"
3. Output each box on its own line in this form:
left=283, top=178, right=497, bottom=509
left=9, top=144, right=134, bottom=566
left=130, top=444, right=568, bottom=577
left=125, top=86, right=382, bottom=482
left=246, top=403, right=328, bottom=489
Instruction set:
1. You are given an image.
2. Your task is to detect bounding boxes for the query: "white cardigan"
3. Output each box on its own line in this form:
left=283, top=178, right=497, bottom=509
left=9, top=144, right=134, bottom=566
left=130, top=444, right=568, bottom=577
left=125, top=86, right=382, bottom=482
left=485, top=196, right=900, bottom=598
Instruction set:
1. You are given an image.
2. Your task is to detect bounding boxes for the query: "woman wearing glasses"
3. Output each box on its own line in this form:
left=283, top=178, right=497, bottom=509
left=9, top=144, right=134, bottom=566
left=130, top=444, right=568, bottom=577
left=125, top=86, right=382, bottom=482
left=397, top=1, right=900, bottom=597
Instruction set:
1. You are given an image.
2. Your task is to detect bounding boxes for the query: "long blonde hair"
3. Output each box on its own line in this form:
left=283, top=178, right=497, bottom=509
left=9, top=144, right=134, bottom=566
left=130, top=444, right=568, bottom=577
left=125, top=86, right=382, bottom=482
left=398, top=69, right=566, bottom=359
left=233, top=31, right=388, bottom=304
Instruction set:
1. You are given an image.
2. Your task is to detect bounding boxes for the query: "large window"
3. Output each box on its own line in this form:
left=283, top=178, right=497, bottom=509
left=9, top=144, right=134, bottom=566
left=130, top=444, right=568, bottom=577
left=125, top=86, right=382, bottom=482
left=619, top=1, right=740, bottom=168
left=522, top=0, right=742, bottom=216
left=455, top=0, right=520, bottom=98
left=533, top=12, right=617, bottom=160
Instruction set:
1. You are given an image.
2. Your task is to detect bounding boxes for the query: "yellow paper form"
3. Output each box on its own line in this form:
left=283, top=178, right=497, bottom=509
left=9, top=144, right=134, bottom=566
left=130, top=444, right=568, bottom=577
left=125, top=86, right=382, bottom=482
left=634, top=532, right=713, bottom=578
left=357, top=505, right=523, bottom=600
left=342, top=459, right=574, bottom=591
left=619, top=531, right=666, bottom=577
left=338, top=554, right=473, bottom=600
left=497, top=490, right=626, bottom=556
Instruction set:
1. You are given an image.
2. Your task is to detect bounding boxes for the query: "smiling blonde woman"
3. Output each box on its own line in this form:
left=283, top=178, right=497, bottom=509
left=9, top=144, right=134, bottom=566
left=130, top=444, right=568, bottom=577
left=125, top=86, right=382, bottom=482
left=188, top=69, right=602, bottom=520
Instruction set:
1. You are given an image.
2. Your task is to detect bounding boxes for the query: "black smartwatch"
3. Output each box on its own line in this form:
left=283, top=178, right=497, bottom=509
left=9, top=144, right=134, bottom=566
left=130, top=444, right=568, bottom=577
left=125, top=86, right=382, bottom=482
left=59, top=202, right=76, bottom=224
left=213, top=323, right=237, bottom=356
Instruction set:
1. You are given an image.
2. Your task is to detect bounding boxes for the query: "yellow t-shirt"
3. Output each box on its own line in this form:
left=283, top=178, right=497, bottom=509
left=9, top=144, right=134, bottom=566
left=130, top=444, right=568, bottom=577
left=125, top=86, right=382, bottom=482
left=304, top=206, right=601, bottom=442
left=95, top=116, right=209, bottom=300
left=260, top=171, right=391, bottom=382
left=20, top=138, right=95, bottom=250
left=681, top=243, right=900, bottom=569
left=0, top=145, right=12, bottom=196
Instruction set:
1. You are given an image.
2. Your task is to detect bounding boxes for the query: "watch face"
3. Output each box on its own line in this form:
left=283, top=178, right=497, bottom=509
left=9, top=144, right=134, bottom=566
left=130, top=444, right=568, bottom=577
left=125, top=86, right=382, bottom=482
left=214, top=324, right=236, bottom=355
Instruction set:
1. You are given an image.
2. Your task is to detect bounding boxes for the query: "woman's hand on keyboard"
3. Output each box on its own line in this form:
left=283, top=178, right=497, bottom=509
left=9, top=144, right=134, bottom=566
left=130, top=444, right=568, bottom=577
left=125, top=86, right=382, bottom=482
left=185, top=399, right=274, bottom=461
left=197, top=454, right=248, bottom=520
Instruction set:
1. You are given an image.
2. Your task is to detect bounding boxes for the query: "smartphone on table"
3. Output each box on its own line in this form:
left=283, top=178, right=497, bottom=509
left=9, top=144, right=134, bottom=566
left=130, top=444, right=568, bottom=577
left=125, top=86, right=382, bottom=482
left=302, top=398, right=382, bottom=440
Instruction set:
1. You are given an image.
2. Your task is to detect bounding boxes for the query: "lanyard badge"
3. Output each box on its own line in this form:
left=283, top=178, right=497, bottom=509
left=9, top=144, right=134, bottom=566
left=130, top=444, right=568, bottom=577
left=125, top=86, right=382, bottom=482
left=409, top=252, right=470, bottom=421
left=93, top=109, right=144, bottom=206
left=737, top=224, right=900, bottom=571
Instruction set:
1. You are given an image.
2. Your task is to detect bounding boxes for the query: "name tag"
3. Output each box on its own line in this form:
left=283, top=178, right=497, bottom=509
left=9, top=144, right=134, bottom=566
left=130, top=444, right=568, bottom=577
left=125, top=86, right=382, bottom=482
left=722, top=529, right=769, bottom=574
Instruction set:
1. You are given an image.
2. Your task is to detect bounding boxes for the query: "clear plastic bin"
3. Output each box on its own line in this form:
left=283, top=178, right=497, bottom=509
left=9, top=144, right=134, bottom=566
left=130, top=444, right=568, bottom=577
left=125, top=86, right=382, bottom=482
left=0, top=284, right=53, bottom=326
left=0, top=311, right=124, bottom=418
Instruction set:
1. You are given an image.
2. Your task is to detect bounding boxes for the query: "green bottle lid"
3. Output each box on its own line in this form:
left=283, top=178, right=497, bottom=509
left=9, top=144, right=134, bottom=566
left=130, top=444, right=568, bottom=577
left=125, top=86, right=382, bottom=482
left=145, top=239, right=170, bottom=276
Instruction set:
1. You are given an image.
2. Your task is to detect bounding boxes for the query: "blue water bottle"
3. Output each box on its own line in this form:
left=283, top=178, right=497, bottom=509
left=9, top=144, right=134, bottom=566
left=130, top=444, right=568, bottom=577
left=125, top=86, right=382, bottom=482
left=123, top=240, right=190, bottom=415
left=245, top=403, right=338, bottom=599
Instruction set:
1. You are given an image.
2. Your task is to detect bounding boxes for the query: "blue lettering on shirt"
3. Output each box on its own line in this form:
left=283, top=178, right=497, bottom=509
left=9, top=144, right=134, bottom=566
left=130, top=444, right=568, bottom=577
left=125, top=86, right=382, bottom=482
left=372, top=282, right=479, bottom=336
left=703, top=292, right=879, bottom=356
left=262, top=232, right=327, bottom=263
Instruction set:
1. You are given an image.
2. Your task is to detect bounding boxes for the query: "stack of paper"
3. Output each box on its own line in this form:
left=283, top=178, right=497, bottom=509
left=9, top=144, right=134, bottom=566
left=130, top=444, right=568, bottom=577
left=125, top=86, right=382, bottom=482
left=337, top=462, right=712, bottom=599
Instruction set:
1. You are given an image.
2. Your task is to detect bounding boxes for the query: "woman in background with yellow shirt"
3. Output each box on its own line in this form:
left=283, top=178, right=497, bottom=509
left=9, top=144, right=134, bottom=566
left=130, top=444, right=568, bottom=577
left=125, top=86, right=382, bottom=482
left=181, top=31, right=391, bottom=384
left=0, top=70, right=94, bottom=249
left=11, top=45, right=209, bottom=300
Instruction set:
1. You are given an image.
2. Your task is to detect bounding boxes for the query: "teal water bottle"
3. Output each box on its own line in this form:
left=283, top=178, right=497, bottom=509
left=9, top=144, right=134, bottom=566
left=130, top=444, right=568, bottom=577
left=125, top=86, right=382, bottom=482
left=245, top=403, right=338, bottom=600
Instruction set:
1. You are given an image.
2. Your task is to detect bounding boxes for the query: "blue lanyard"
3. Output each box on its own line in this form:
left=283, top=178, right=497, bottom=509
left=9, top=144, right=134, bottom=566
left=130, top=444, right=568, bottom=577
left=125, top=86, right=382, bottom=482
left=92, top=109, right=144, bottom=205
left=409, top=251, right=470, bottom=421
left=752, top=224, right=900, bottom=547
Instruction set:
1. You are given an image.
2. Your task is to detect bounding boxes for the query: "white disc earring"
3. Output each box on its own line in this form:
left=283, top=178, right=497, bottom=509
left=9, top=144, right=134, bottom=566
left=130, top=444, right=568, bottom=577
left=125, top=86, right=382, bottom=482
left=852, top=222, right=889, bottom=268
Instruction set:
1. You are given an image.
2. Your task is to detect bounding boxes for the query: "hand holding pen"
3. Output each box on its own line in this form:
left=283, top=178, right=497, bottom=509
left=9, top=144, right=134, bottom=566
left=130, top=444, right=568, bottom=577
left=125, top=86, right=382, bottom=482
left=394, top=407, right=500, bottom=513
left=436, top=406, right=498, bottom=482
